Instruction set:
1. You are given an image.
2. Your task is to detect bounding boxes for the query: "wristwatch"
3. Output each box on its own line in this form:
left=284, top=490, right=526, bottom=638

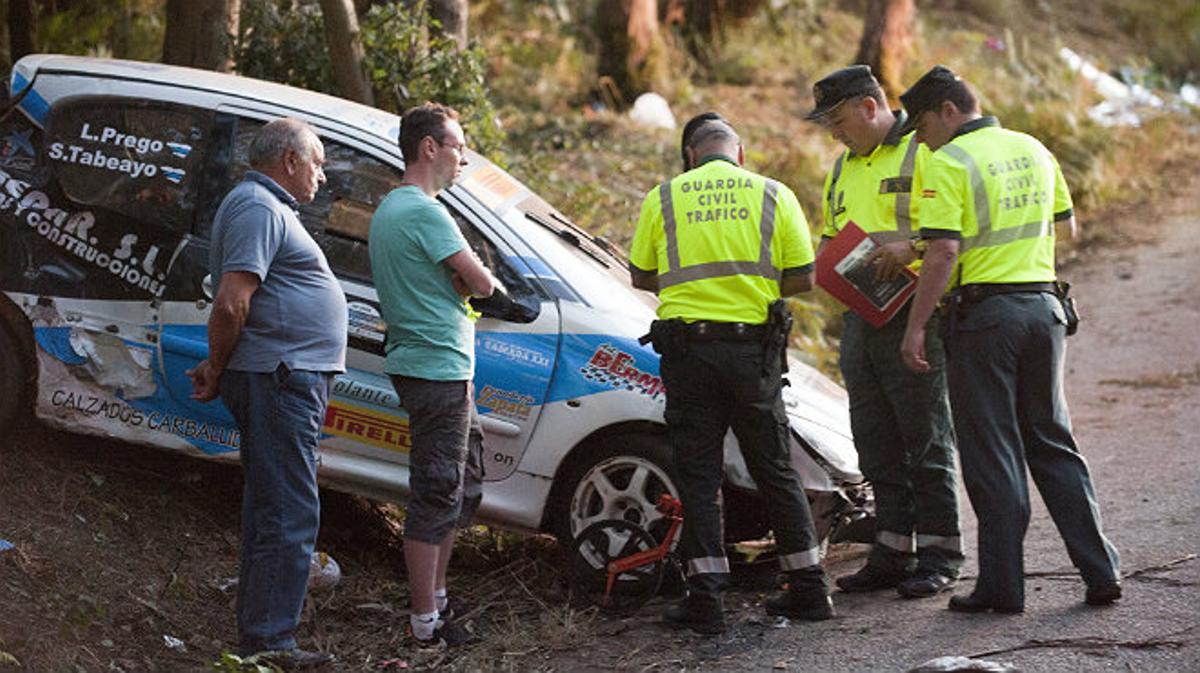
left=910, top=238, right=928, bottom=259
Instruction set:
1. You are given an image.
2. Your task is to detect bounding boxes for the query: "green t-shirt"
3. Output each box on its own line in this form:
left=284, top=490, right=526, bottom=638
left=369, top=185, right=474, bottom=380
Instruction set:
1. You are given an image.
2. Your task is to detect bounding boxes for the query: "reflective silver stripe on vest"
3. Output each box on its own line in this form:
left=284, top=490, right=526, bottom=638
left=658, top=178, right=781, bottom=290
left=660, top=180, right=680, bottom=271
left=876, top=530, right=915, bottom=553
left=827, top=152, right=846, bottom=226
left=778, top=546, right=823, bottom=571
left=940, top=144, right=1056, bottom=252
left=939, top=144, right=991, bottom=250
left=687, top=555, right=731, bottom=576
left=892, top=136, right=920, bottom=237
left=916, top=534, right=962, bottom=553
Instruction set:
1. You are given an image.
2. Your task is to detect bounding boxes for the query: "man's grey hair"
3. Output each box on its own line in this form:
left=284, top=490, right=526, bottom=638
left=248, top=118, right=319, bottom=169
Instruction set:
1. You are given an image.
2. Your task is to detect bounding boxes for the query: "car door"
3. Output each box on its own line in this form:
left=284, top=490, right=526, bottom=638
left=21, top=92, right=222, bottom=449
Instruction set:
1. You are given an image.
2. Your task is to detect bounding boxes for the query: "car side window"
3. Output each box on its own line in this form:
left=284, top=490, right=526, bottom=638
left=195, top=116, right=404, bottom=284
left=44, top=97, right=211, bottom=235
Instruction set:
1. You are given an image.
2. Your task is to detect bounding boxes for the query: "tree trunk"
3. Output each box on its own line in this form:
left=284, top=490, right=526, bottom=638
left=595, top=0, right=667, bottom=105
left=9, top=0, right=37, bottom=64
left=319, top=0, right=376, bottom=105
left=162, top=0, right=240, bottom=73
left=428, top=0, right=467, bottom=50
left=854, top=0, right=915, bottom=103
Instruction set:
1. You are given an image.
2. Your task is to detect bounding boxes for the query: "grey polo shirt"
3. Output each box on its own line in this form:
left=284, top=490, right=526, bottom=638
left=209, top=171, right=347, bottom=373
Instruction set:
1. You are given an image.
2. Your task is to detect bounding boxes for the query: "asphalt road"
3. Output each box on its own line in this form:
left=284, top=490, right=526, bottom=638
left=566, top=200, right=1200, bottom=671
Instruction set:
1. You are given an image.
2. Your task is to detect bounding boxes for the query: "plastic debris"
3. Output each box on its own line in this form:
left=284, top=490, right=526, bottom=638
left=1181, top=84, right=1199, bottom=108
left=162, top=635, right=187, bottom=653
left=309, top=551, right=341, bottom=590
left=629, top=92, right=676, bottom=130
left=908, top=656, right=1019, bottom=672
left=0, top=540, right=14, bottom=553
left=1060, top=47, right=1164, bottom=127
left=215, top=576, right=238, bottom=592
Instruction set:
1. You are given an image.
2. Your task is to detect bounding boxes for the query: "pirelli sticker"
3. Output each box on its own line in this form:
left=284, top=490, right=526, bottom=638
left=324, top=401, right=411, bottom=453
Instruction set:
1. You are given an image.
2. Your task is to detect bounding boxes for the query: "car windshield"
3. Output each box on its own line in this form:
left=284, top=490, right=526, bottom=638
left=456, top=158, right=658, bottom=314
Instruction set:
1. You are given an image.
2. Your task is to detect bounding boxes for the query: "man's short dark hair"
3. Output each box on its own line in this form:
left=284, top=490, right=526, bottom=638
left=942, top=80, right=979, bottom=115
left=399, top=102, right=461, bottom=164
left=680, top=112, right=738, bottom=167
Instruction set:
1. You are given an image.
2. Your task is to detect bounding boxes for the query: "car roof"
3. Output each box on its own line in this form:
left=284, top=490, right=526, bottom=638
left=14, top=54, right=401, bottom=146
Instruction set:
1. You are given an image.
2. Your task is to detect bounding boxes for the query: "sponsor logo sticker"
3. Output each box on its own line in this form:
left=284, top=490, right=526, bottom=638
left=324, top=401, right=411, bottom=453
left=580, top=344, right=664, bottom=400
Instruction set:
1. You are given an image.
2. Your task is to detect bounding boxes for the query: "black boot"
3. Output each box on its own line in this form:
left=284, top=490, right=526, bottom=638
left=764, top=588, right=835, bottom=621
left=662, top=593, right=727, bottom=635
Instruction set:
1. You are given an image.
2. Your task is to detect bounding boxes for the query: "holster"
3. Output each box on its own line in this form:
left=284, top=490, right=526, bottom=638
left=639, top=319, right=686, bottom=355
left=1055, top=280, right=1080, bottom=336
left=939, top=289, right=963, bottom=352
left=763, top=299, right=794, bottom=382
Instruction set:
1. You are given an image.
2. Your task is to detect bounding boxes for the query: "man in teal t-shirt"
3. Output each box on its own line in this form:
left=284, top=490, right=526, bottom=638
left=368, top=102, right=499, bottom=647
left=371, top=182, right=475, bottom=380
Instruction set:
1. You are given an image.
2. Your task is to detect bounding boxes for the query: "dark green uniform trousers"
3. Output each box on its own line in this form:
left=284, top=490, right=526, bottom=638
left=840, top=304, right=963, bottom=577
left=948, top=292, right=1120, bottom=609
left=660, top=337, right=828, bottom=598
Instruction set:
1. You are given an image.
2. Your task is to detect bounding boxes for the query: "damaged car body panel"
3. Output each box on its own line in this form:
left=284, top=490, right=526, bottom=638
left=0, top=55, right=868, bottom=547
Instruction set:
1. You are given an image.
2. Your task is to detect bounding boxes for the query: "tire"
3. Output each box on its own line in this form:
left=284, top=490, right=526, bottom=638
left=552, top=433, right=679, bottom=549
left=569, top=519, right=663, bottom=614
left=0, top=324, right=28, bottom=434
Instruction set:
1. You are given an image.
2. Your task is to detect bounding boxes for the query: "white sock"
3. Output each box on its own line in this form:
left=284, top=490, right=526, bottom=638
left=410, top=610, right=439, bottom=640
left=434, top=587, right=448, bottom=612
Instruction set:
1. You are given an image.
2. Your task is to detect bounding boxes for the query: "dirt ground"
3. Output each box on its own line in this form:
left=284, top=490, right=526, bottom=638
left=2, top=172, right=1199, bottom=671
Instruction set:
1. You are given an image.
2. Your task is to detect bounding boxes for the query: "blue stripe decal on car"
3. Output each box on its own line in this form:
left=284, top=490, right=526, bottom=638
left=12, top=72, right=50, bottom=126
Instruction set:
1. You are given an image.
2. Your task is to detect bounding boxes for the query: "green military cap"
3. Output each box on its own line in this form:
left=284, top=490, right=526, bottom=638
left=899, top=65, right=965, bottom=133
left=804, top=65, right=881, bottom=121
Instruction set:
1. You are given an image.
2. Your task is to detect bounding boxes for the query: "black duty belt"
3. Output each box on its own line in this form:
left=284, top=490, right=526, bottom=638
left=959, top=282, right=1057, bottom=304
left=680, top=321, right=769, bottom=341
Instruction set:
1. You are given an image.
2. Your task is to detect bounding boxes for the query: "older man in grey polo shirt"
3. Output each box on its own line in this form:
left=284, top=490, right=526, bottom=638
left=188, top=118, right=346, bottom=670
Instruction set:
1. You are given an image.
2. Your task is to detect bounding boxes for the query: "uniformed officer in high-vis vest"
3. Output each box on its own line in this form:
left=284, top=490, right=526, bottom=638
left=806, top=65, right=963, bottom=599
left=898, top=66, right=1122, bottom=614
left=629, top=112, right=834, bottom=634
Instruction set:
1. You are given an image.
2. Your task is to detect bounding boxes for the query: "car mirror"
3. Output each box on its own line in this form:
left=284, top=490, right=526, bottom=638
left=470, top=290, right=539, bottom=323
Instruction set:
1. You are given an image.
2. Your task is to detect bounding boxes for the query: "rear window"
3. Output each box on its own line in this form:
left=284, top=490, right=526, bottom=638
left=45, top=97, right=211, bottom=234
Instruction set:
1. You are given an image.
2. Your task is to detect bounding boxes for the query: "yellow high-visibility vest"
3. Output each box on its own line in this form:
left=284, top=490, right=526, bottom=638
left=918, top=117, right=1073, bottom=285
left=630, top=156, right=814, bottom=324
left=822, top=119, right=927, bottom=244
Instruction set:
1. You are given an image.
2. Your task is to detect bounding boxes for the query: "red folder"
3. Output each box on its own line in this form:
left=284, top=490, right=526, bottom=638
left=815, top=220, right=917, bottom=328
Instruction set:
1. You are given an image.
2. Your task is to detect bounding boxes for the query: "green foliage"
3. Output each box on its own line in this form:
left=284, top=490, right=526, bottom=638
left=1109, top=0, right=1200, bottom=82
left=360, top=2, right=504, bottom=159
left=236, top=0, right=335, bottom=94
left=235, top=0, right=503, bottom=159
left=35, top=0, right=163, bottom=62
left=211, top=652, right=280, bottom=673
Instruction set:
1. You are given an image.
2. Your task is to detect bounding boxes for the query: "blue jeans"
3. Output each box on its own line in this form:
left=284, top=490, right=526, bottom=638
left=220, top=365, right=332, bottom=655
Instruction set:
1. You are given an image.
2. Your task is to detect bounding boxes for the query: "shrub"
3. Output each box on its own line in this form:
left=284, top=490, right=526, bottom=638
left=235, top=0, right=503, bottom=158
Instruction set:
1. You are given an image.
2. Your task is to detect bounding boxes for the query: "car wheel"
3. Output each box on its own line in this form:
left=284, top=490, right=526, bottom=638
left=555, top=434, right=678, bottom=547
left=0, top=325, right=28, bottom=434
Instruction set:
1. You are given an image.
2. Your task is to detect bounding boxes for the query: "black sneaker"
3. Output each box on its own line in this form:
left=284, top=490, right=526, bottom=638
left=415, top=618, right=480, bottom=648
left=897, top=573, right=958, bottom=599
left=764, top=591, right=836, bottom=621
left=835, top=564, right=910, bottom=593
left=248, top=649, right=335, bottom=671
left=662, top=594, right=727, bottom=635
